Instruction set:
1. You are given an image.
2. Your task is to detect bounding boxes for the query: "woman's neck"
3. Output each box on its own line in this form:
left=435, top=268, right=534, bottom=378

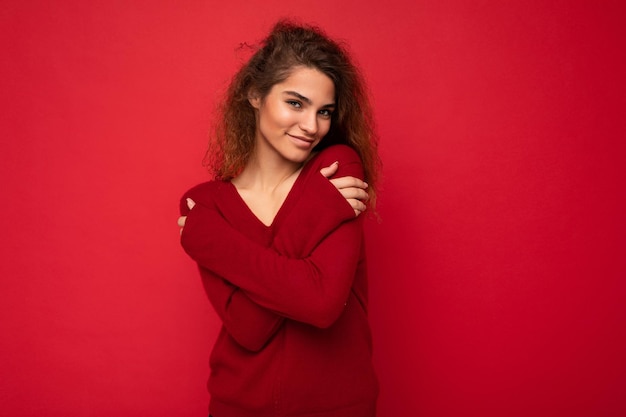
left=233, top=150, right=303, bottom=192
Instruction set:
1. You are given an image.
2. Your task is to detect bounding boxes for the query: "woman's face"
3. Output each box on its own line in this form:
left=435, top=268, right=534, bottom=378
left=249, top=66, right=336, bottom=165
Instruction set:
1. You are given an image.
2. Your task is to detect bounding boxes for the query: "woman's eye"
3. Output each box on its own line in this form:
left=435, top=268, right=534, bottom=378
left=287, top=100, right=302, bottom=108
left=318, top=109, right=333, bottom=118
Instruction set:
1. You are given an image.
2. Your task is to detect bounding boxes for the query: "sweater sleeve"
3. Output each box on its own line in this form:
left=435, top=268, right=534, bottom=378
left=181, top=185, right=284, bottom=351
left=181, top=171, right=364, bottom=329
left=272, top=144, right=365, bottom=258
left=197, top=266, right=283, bottom=352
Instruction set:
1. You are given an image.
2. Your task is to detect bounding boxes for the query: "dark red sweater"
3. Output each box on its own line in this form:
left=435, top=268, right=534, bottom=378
left=180, top=145, right=378, bottom=417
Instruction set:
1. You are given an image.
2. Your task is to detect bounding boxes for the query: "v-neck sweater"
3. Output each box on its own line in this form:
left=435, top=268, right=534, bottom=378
left=180, top=144, right=378, bottom=417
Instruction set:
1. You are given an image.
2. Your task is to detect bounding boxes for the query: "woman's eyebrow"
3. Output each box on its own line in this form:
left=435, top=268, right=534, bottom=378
left=283, top=90, right=335, bottom=107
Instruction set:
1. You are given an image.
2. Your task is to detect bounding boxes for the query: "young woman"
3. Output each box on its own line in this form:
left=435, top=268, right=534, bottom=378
left=178, top=20, right=381, bottom=417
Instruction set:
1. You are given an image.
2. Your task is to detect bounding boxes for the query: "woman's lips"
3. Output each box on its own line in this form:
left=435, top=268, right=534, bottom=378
left=288, top=134, right=315, bottom=148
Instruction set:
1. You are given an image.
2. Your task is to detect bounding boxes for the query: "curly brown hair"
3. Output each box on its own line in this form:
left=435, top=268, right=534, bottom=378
left=205, top=19, right=381, bottom=206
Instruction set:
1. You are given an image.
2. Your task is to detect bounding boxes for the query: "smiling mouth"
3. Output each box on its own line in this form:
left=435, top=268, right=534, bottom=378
left=287, top=134, right=318, bottom=150
left=287, top=133, right=315, bottom=143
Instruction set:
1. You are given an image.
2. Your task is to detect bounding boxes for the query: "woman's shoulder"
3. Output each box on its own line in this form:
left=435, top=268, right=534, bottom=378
left=312, top=144, right=361, bottom=167
left=310, top=144, right=364, bottom=179
left=179, top=180, right=228, bottom=214
left=182, top=179, right=223, bottom=195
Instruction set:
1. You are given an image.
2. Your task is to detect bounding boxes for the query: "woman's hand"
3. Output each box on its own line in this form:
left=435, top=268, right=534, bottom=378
left=177, top=198, right=196, bottom=234
left=320, top=161, right=369, bottom=217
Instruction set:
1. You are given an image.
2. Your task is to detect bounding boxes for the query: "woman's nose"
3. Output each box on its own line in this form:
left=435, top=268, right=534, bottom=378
left=298, top=111, right=318, bottom=135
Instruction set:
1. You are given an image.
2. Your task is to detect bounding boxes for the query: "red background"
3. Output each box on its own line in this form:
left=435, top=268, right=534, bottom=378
left=1, top=1, right=625, bottom=416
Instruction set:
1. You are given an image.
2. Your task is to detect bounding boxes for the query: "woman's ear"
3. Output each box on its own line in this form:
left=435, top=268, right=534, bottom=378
left=248, top=90, right=261, bottom=109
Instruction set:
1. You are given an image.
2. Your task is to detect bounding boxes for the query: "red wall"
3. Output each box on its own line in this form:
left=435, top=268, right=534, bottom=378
left=1, top=1, right=624, bottom=416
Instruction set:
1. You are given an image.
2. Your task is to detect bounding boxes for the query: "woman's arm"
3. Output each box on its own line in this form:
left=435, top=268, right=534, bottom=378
left=181, top=171, right=364, bottom=329
left=176, top=166, right=359, bottom=348
left=268, top=145, right=368, bottom=258
left=180, top=190, right=283, bottom=351
left=197, top=266, right=283, bottom=351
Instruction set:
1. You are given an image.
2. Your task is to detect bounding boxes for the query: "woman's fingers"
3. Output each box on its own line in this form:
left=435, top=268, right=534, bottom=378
left=329, top=178, right=369, bottom=200
left=319, top=161, right=339, bottom=178
left=346, top=198, right=367, bottom=216
left=319, top=164, right=368, bottom=217
left=331, top=184, right=369, bottom=201
left=178, top=216, right=187, bottom=235
left=178, top=199, right=195, bottom=234
left=329, top=176, right=368, bottom=193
